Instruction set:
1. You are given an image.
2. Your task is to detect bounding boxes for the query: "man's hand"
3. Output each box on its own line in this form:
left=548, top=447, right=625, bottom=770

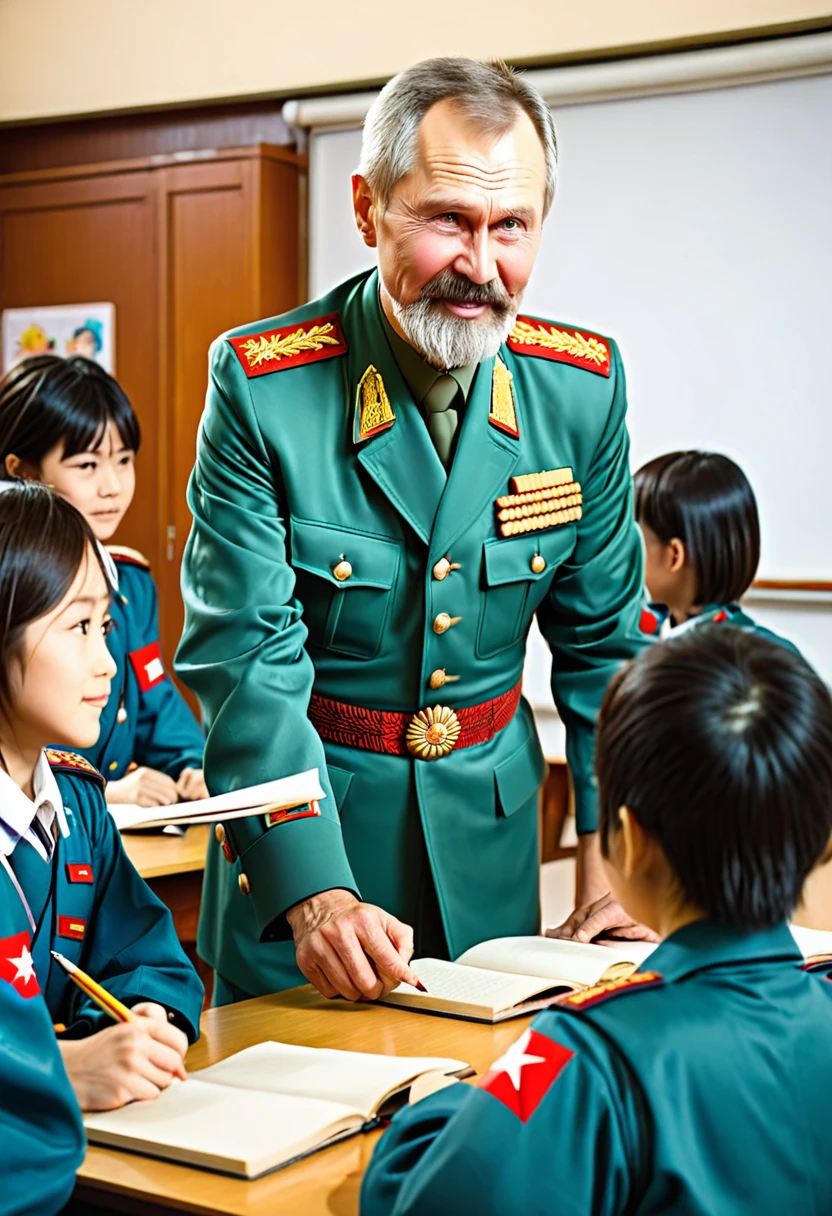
left=58, top=1004, right=188, bottom=1111
left=105, top=766, right=179, bottom=807
left=176, top=767, right=209, bottom=802
left=545, top=830, right=659, bottom=944
left=546, top=891, right=660, bottom=944
left=286, top=889, right=420, bottom=1002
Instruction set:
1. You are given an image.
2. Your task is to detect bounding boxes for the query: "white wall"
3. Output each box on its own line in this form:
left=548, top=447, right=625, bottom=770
left=308, top=72, right=832, bottom=687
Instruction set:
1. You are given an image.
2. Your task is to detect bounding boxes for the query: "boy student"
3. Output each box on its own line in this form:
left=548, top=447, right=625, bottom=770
left=361, top=627, right=832, bottom=1215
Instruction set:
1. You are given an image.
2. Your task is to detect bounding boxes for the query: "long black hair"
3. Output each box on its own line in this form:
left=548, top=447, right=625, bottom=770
left=0, top=355, right=141, bottom=477
left=597, top=626, right=832, bottom=927
left=0, top=482, right=109, bottom=715
left=634, top=451, right=760, bottom=605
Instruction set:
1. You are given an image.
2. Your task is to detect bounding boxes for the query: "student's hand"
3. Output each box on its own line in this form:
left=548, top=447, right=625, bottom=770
left=58, top=1012, right=188, bottom=1112
left=546, top=892, right=660, bottom=944
left=286, top=889, right=420, bottom=1002
left=176, top=767, right=209, bottom=802
left=105, top=766, right=179, bottom=807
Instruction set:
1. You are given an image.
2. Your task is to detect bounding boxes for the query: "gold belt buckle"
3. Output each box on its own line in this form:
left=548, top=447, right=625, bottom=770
left=406, top=705, right=461, bottom=760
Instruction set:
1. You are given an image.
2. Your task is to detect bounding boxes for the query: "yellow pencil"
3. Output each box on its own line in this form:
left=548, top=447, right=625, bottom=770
left=50, top=951, right=133, bottom=1024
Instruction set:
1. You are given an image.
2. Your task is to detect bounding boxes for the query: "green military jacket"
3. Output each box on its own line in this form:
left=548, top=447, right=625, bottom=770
left=361, top=921, right=832, bottom=1215
left=177, top=268, right=645, bottom=995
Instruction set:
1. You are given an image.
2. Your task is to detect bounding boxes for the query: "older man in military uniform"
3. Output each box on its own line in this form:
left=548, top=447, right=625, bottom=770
left=177, top=57, right=648, bottom=1004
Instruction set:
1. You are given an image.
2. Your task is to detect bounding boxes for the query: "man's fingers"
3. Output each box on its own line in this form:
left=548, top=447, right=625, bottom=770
left=329, top=931, right=384, bottom=1000
left=569, top=904, right=629, bottom=944
left=302, top=958, right=339, bottom=1000
left=308, top=939, right=364, bottom=1002
left=357, top=919, right=421, bottom=988
left=385, top=914, right=415, bottom=964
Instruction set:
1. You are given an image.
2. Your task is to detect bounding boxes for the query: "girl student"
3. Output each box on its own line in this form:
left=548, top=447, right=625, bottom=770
left=0, top=355, right=206, bottom=807
left=0, top=483, right=202, bottom=1111
left=634, top=449, right=798, bottom=651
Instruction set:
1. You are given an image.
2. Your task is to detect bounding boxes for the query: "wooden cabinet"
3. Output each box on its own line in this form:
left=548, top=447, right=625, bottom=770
left=0, top=144, right=305, bottom=681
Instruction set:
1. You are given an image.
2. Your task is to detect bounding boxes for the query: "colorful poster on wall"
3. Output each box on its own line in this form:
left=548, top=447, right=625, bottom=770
left=1, top=302, right=115, bottom=374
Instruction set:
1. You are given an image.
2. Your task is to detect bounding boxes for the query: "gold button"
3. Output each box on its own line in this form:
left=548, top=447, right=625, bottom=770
left=530, top=554, right=546, bottom=574
left=432, top=557, right=451, bottom=581
left=429, top=668, right=460, bottom=690
left=117, top=707, right=128, bottom=724
left=333, top=560, right=352, bottom=582
left=433, top=613, right=461, bottom=634
left=108, top=761, right=118, bottom=772
left=238, top=873, right=251, bottom=895
left=214, top=824, right=226, bottom=845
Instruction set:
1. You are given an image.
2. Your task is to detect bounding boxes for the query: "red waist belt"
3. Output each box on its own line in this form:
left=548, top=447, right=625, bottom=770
left=308, top=681, right=522, bottom=761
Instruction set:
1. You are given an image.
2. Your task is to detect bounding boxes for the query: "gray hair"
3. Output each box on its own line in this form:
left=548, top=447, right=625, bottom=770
left=358, top=57, right=558, bottom=216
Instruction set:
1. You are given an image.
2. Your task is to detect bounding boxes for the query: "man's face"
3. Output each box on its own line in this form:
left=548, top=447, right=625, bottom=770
left=354, top=98, right=548, bottom=367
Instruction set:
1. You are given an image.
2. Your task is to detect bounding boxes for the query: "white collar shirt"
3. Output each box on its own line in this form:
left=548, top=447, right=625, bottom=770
left=0, top=751, right=71, bottom=862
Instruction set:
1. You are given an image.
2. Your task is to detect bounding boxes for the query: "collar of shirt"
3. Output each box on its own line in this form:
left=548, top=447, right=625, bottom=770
left=379, top=303, right=477, bottom=408
left=97, top=540, right=119, bottom=592
left=0, top=751, right=70, bottom=859
left=647, top=919, right=801, bottom=983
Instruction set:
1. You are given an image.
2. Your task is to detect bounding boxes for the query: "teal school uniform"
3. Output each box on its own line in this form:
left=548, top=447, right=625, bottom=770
left=0, top=750, right=203, bottom=1039
left=640, top=600, right=800, bottom=654
left=0, top=969, right=85, bottom=1216
left=361, top=921, right=832, bottom=1216
left=79, top=546, right=204, bottom=783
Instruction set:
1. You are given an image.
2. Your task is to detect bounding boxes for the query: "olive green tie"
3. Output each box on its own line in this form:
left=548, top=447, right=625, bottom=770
left=423, top=375, right=459, bottom=470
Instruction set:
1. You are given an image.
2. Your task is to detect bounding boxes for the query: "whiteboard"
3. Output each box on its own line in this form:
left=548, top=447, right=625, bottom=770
left=309, top=72, right=832, bottom=582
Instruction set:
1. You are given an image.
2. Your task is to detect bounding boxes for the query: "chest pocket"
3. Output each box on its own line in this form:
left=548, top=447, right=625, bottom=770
left=291, top=517, right=401, bottom=660
left=477, top=527, right=577, bottom=658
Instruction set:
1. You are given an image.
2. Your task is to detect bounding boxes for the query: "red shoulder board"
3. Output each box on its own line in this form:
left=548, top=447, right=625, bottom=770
left=228, top=313, right=347, bottom=379
left=106, top=545, right=150, bottom=570
left=45, top=749, right=105, bottom=789
left=558, top=970, right=664, bottom=1011
left=508, top=317, right=611, bottom=377
left=640, top=607, right=660, bottom=636
left=712, top=610, right=730, bottom=623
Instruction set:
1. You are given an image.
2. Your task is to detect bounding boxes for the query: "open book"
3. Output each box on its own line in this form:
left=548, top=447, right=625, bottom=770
left=383, top=935, right=656, bottom=1023
left=83, top=1041, right=469, bottom=1178
left=109, top=769, right=324, bottom=831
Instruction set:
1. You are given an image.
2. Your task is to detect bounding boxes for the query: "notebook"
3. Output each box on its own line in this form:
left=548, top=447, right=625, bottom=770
left=383, top=935, right=656, bottom=1023
left=109, top=769, right=324, bottom=831
left=83, top=1041, right=470, bottom=1178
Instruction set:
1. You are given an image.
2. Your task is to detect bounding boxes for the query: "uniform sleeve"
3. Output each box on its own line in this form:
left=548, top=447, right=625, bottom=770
left=361, top=1013, right=642, bottom=1216
left=536, top=341, right=647, bottom=833
left=175, top=338, right=358, bottom=941
left=0, top=981, right=85, bottom=1216
left=126, top=566, right=205, bottom=779
left=64, top=788, right=203, bottom=1040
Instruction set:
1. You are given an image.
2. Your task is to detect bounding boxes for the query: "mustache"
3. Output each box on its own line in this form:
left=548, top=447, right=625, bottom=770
left=420, top=270, right=513, bottom=309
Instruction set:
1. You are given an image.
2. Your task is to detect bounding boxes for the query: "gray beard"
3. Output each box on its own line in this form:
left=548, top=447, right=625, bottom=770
left=391, top=295, right=519, bottom=370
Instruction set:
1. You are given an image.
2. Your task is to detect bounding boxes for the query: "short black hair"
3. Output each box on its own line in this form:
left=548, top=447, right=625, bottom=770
left=634, top=451, right=760, bottom=604
left=0, top=482, right=109, bottom=716
left=597, top=626, right=832, bottom=928
left=0, top=355, right=141, bottom=478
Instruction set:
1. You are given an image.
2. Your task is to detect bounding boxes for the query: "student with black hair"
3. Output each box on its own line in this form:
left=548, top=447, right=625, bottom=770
left=0, top=483, right=202, bottom=1111
left=361, top=627, right=832, bottom=1216
left=0, top=355, right=206, bottom=808
left=634, top=449, right=797, bottom=650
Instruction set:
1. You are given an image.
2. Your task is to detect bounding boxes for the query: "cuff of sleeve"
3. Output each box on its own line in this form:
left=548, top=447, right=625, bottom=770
left=238, top=814, right=359, bottom=942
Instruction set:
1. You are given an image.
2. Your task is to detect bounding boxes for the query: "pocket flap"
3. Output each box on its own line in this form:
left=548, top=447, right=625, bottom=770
left=483, top=526, right=576, bottom=588
left=291, top=518, right=401, bottom=590
left=495, top=736, right=548, bottom=817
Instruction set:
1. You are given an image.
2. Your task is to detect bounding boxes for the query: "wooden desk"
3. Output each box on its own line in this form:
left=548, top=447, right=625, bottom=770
left=121, top=825, right=211, bottom=1000
left=73, top=985, right=533, bottom=1215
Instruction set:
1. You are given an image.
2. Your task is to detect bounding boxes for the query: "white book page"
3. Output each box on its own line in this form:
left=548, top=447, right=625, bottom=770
left=109, top=769, right=324, bottom=830
left=391, top=957, right=555, bottom=1013
left=789, top=924, right=832, bottom=957
left=194, top=1041, right=467, bottom=1119
left=83, top=1078, right=358, bottom=1176
left=455, top=936, right=654, bottom=986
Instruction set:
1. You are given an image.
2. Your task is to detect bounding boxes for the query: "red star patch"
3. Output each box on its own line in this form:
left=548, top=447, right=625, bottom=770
left=479, top=1027, right=574, bottom=1121
left=0, top=931, right=41, bottom=998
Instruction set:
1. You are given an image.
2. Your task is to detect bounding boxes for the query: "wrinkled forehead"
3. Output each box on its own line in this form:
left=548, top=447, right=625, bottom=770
left=408, top=98, right=547, bottom=210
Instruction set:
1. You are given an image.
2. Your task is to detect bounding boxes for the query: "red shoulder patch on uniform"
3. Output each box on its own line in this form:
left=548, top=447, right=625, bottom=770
left=557, top=970, right=664, bottom=1011
left=129, top=641, right=167, bottom=692
left=508, top=317, right=611, bottom=377
left=45, top=749, right=105, bottom=789
left=228, top=313, right=347, bottom=378
left=265, top=800, right=321, bottom=828
left=66, top=863, right=94, bottom=884
left=479, top=1027, right=574, bottom=1122
left=106, top=545, right=150, bottom=570
left=640, top=607, right=660, bottom=635
left=0, top=930, right=41, bottom=998
left=57, top=916, right=86, bottom=942
left=712, top=610, right=729, bottom=623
